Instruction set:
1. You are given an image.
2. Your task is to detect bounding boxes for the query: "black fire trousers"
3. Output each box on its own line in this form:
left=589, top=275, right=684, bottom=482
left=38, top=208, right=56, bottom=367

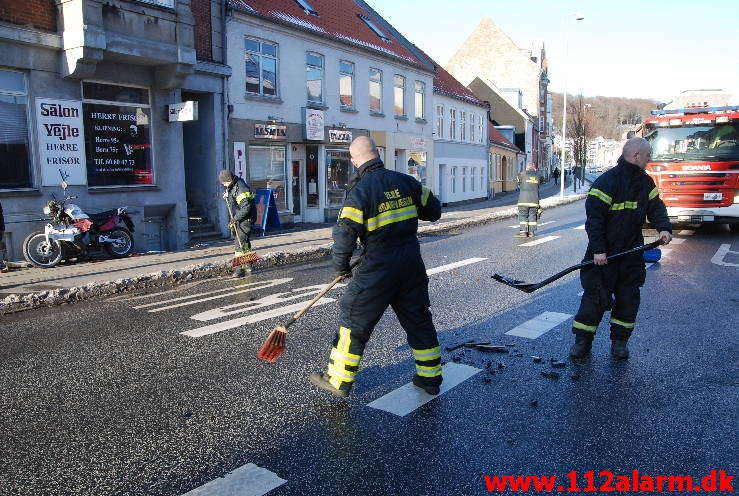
left=325, top=243, right=442, bottom=392
left=518, top=206, right=539, bottom=234
left=233, top=221, right=252, bottom=256
left=572, top=255, right=646, bottom=340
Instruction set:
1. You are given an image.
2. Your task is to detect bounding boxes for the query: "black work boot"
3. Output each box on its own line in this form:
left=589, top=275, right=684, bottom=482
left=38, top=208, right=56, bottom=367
left=611, top=339, right=630, bottom=360
left=309, top=372, right=350, bottom=398
left=569, top=333, right=594, bottom=359
left=412, top=375, right=441, bottom=395
left=232, top=266, right=245, bottom=278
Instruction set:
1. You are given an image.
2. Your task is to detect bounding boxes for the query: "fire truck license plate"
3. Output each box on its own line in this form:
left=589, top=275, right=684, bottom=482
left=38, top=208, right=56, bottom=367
left=703, top=193, right=722, bottom=201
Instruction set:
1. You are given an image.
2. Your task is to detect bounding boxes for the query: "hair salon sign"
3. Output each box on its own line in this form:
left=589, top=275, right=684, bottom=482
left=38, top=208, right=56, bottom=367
left=36, top=98, right=87, bottom=186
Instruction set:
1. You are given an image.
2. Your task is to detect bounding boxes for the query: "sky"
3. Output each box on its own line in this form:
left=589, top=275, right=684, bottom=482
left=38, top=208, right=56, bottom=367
left=367, top=0, right=739, bottom=103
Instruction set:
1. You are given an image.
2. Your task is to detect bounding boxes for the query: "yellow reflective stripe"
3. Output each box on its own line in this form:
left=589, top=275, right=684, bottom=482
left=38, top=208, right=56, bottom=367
left=421, top=186, right=431, bottom=207
left=588, top=188, right=613, bottom=205
left=610, top=317, right=635, bottom=329
left=648, top=187, right=659, bottom=200
left=610, top=201, right=638, bottom=210
left=236, top=192, right=248, bottom=205
left=412, top=346, right=441, bottom=361
left=330, top=348, right=360, bottom=366
left=518, top=202, right=540, bottom=207
left=573, top=320, right=597, bottom=332
left=339, top=206, right=364, bottom=224
left=365, top=205, right=418, bottom=232
left=416, top=365, right=443, bottom=377
left=327, top=365, right=356, bottom=378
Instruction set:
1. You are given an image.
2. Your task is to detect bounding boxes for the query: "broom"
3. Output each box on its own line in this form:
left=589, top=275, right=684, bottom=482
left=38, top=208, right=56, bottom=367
left=257, top=258, right=361, bottom=363
left=225, top=191, right=259, bottom=267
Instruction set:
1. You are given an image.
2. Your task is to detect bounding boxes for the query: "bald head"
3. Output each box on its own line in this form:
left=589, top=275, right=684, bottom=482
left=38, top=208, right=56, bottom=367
left=622, top=137, right=652, bottom=169
left=349, top=136, right=380, bottom=168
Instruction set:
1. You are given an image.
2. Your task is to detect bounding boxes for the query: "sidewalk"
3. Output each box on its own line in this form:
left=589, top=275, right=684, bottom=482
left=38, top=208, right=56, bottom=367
left=0, top=179, right=585, bottom=312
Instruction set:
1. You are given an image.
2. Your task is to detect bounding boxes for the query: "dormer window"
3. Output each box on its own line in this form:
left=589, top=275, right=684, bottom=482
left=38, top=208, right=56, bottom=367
left=294, top=0, right=318, bottom=16
left=358, top=14, right=390, bottom=43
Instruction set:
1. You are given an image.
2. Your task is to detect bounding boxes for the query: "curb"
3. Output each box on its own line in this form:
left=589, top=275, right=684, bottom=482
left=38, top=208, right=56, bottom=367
left=0, top=194, right=585, bottom=315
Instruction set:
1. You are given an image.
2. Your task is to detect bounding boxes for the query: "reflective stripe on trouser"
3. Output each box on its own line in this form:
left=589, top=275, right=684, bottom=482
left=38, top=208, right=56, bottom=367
left=233, top=221, right=252, bottom=266
left=327, top=326, right=363, bottom=391
left=412, top=346, right=442, bottom=379
left=518, top=206, right=538, bottom=234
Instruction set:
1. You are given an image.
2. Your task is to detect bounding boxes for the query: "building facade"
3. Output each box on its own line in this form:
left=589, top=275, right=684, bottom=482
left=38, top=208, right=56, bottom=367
left=0, top=0, right=230, bottom=258
left=488, top=124, right=522, bottom=194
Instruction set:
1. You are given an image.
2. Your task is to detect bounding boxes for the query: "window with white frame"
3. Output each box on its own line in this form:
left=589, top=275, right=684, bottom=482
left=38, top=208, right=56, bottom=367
left=293, top=0, right=318, bottom=15
left=460, top=111, right=466, bottom=141
left=393, top=75, right=405, bottom=116
left=471, top=167, right=476, bottom=191
left=306, top=52, right=324, bottom=105
left=0, top=69, right=31, bottom=189
left=449, top=108, right=456, bottom=140
left=477, top=115, right=484, bottom=143
left=358, top=14, right=390, bottom=43
left=369, top=68, right=382, bottom=113
left=339, top=60, right=354, bottom=109
left=414, top=81, right=425, bottom=119
left=462, top=167, right=467, bottom=192
left=451, top=166, right=457, bottom=193
left=245, top=38, right=278, bottom=97
left=435, top=104, right=444, bottom=139
left=470, top=113, right=476, bottom=142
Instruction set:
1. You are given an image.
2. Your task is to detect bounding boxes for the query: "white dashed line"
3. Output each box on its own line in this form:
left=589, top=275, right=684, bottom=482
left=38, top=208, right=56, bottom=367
left=518, top=235, right=560, bottom=247
left=504, top=312, right=573, bottom=339
left=574, top=224, right=586, bottom=230
left=679, top=230, right=695, bottom=236
left=367, top=363, right=481, bottom=416
left=711, top=244, right=739, bottom=267
left=182, top=463, right=286, bottom=496
left=426, top=257, right=487, bottom=275
left=669, top=238, right=685, bottom=245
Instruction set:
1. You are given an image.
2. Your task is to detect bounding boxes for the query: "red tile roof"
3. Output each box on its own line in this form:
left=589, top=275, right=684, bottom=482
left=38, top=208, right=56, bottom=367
left=433, top=65, right=487, bottom=108
left=229, top=0, right=427, bottom=68
left=489, top=124, right=520, bottom=152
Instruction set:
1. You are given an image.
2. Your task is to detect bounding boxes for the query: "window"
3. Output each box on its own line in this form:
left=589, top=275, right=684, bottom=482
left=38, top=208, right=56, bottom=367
left=249, top=145, right=287, bottom=211
left=460, top=111, right=466, bottom=141
left=414, top=81, right=425, bottom=119
left=339, top=60, right=354, bottom=109
left=477, top=116, right=484, bottom=143
left=306, top=52, right=324, bottom=105
left=435, top=104, right=444, bottom=139
left=481, top=167, right=484, bottom=190
left=0, top=69, right=31, bottom=189
left=358, top=14, right=390, bottom=43
left=393, top=75, right=405, bottom=116
left=470, top=113, right=476, bottom=142
left=245, top=38, right=278, bottom=97
left=449, top=108, right=457, bottom=140
left=326, top=148, right=351, bottom=206
left=462, top=167, right=467, bottom=193
left=82, top=82, right=153, bottom=187
left=369, top=68, right=382, bottom=113
left=451, top=166, right=457, bottom=193
left=407, top=152, right=427, bottom=185
left=471, top=167, right=476, bottom=191
left=293, top=0, right=318, bottom=15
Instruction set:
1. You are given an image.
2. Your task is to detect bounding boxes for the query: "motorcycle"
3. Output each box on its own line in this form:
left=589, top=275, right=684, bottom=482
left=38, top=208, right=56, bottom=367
left=23, top=181, right=136, bottom=268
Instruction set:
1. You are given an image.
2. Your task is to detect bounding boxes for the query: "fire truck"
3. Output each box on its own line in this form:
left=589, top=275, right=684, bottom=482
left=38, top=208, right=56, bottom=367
left=641, top=105, right=739, bottom=231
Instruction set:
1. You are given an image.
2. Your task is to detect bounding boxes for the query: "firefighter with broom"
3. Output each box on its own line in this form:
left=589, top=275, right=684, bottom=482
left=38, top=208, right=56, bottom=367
left=307, top=136, right=443, bottom=398
left=516, top=163, right=541, bottom=238
left=220, top=169, right=257, bottom=277
left=570, top=138, right=672, bottom=360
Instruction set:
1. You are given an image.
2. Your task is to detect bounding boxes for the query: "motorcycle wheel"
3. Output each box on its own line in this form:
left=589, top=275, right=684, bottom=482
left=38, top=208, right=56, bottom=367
left=23, top=232, right=64, bottom=268
left=103, top=228, right=135, bottom=258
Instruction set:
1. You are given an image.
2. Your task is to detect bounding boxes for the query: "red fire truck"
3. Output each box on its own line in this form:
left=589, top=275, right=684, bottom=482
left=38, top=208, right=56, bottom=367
left=642, top=105, right=739, bottom=231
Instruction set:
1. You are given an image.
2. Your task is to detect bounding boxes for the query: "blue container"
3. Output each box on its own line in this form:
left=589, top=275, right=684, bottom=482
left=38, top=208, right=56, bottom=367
left=643, top=248, right=662, bottom=263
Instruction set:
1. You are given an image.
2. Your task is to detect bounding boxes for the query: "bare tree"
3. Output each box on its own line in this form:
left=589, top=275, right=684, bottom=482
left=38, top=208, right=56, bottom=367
left=568, top=94, right=595, bottom=167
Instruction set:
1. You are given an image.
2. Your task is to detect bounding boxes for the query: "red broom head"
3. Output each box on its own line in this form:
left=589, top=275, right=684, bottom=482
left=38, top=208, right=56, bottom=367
left=257, top=326, right=287, bottom=363
left=232, top=251, right=260, bottom=267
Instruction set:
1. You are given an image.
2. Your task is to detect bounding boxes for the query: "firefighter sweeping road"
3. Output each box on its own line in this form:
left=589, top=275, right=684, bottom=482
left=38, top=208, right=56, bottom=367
left=0, top=201, right=737, bottom=496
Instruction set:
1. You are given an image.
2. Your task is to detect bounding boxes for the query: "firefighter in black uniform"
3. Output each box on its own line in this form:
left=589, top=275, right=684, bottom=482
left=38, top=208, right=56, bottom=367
left=220, top=170, right=256, bottom=277
left=517, top=164, right=541, bottom=237
left=310, top=136, right=443, bottom=398
left=570, top=138, right=672, bottom=360
left=0, top=200, right=8, bottom=273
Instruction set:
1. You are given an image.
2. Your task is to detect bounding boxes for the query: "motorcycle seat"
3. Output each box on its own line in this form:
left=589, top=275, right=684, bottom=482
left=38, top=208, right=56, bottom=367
left=88, top=210, right=118, bottom=223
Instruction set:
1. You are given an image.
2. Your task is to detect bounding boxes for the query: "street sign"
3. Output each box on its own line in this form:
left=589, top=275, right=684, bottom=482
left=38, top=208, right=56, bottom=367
left=168, top=101, right=198, bottom=122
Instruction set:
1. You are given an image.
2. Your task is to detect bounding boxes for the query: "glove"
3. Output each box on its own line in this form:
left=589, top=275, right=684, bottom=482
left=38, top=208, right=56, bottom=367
left=222, top=191, right=229, bottom=200
left=336, top=268, right=352, bottom=279
left=228, top=221, right=237, bottom=232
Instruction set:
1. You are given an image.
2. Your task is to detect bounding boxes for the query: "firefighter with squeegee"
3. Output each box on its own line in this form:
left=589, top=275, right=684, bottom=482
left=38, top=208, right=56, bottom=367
left=308, top=136, right=443, bottom=398
left=569, top=138, right=672, bottom=360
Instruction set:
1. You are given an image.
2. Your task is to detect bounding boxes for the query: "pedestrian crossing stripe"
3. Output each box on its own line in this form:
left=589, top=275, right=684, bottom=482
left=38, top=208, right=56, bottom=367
left=182, top=463, right=286, bottom=495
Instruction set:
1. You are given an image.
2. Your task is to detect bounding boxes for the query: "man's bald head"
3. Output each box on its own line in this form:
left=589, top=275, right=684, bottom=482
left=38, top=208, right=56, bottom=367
left=622, top=137, right=652, bottom=169
left=349, top=136, right=380, bottom=168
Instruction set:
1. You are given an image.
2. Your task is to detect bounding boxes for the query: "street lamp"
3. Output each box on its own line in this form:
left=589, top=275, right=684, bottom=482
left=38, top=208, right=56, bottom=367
left=560, top=12, right=585, bottom=198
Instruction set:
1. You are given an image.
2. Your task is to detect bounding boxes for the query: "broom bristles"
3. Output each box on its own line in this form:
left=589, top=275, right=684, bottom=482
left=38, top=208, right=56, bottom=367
left=257, top=326, right=287, bottom=362
left=232, top=251, right=259, bottom=268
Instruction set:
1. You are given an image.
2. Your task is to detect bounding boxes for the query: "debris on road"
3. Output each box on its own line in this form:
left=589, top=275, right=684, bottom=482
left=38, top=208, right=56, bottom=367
left=475, top=345, right=509, bottom=353
left=571, top=375, right=581, bottom=380
left=530, top=400, right=539, bottom=407
left=540, top=371, right=560, bottom=380
left=445, top=341, right=491, bottom=352
left=532, top=356, right=543, bottom=363
left=552, top=361, right=567, bottom=368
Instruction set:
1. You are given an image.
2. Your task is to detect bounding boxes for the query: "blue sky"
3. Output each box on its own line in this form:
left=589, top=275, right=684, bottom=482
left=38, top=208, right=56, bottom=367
left=367, top=0, right=739, bottom=102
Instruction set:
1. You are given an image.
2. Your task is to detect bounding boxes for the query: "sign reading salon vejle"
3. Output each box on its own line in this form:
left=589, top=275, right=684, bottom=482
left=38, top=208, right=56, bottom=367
left=254, top=123, right=287, bottom=140
left=329, top=129, right=352, bottom=143
left=36, top=98, right=87, bottom=186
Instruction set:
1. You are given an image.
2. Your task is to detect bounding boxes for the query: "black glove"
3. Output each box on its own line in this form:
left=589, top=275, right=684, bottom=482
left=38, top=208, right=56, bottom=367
left=336, top=268, right=352, bottom=279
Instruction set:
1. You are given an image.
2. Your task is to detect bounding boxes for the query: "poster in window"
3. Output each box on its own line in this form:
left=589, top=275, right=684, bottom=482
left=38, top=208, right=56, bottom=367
left=305, top=108, right=325, bottom=141
left=83, top=103, right=153, bottom=186
left=36, top=98, right=87, bottom=186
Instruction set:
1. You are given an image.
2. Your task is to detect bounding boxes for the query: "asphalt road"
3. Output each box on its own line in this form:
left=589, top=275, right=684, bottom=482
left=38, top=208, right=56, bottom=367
left=1, top=201, right=737, bottom=496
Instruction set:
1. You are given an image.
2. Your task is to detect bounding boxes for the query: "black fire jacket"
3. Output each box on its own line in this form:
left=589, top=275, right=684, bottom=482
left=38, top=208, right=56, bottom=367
left=225, top=177, right=256, bottom=224
left=517, top=170, right=541, bottom=206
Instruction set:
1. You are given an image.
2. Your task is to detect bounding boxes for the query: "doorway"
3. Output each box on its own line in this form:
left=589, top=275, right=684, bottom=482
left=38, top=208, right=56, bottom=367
left=291, top=159, right=305, bottom=222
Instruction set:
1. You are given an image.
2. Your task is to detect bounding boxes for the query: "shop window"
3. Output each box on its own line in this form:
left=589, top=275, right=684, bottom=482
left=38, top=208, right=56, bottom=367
left=245, top=38, right=278, bottom=97
left=306, top=145, right=319, bottom=207
left=306, top=52, right=324, bottom=106
left=414, top=81, right=425, bottom=120
left=460, top=111, right=466, bottom=141
left=451, top=166, right=456, bottom=194
left=0, top=69, right=31, bottom=189
left=369, top=68, right=382, bottom=113
left=249, top=145, right=287, bottom=211
left=82, top=82, right=153, bottom=187
left=339, top=60, right=354, bottom=109
left=449, top=108, right=457, bottom=140
left=394, top=75, right=405, bottom=116
left=435, top=104, right=444, bottom=139
left=407, top=152, right=427, bottom=186
left=326, top=148, right=351, bottom=207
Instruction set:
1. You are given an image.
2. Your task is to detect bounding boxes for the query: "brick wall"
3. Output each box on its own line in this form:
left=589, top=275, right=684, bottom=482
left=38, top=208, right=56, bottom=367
left=0, top=0, right=57, bottom=32
left=190, top=0, right=212, bottom=61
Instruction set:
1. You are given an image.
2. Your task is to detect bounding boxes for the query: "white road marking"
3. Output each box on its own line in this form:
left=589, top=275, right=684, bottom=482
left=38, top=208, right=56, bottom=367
left=182, top=463, right=286, bottom=496
left=426, top=257, right=487, bottom=275
left=366, top=363, right=481, bottom=416
left=181, top=298, right=336, bottom=338
left=518, top=235, right=560, bottom=247
left=669, top=238, right=685, bottom=245
left=504, top=311, right=573, bottom=339
left=574, top=224, right=586, bottom=230
left=711, top=244, right=739, bottom=267
left=679, top=230, right=695, bottom=236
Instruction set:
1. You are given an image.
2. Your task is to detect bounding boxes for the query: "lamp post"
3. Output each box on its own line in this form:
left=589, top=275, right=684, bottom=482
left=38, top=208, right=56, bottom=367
left=560, top=12, right=585, bottom=198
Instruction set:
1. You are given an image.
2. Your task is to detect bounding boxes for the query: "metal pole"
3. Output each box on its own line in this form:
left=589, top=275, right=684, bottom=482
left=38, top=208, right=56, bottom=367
left=559, top=38, right=568, bottom=198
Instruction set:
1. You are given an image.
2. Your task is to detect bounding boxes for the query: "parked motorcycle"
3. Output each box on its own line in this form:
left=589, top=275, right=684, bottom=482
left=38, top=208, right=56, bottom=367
left=23, top=181, right=136, bottom=268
